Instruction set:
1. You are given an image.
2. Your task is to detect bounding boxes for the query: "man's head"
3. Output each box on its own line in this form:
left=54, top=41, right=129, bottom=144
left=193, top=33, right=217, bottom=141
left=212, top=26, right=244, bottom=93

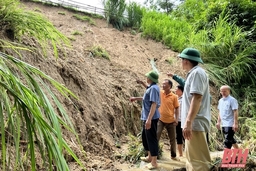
left=175, top=85, right=183, bottom=97
left=145, top=70, right=159, bottom=84
left=162, top=79, right=173, bottom=91
left=178, top=48, right=203, bottom=71
left=220, top=85, right=231, bottom=98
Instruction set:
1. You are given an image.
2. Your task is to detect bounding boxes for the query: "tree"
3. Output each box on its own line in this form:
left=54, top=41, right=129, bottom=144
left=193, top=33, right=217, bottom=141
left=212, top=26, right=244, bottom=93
left=144, top=0, right=181, bottom=14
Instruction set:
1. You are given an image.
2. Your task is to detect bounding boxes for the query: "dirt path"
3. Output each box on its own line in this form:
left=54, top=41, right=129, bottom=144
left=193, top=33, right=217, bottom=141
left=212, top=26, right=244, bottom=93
left=117, top=143, right=224, bottom=171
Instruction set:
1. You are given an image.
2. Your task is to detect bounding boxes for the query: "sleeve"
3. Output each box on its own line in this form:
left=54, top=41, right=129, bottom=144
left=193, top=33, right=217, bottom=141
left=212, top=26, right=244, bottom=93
left=173, top=75, right=185, bottom=87
left=231, top=98, right=238, bottom=110
left=149, top=87, right=160, bottom=103
left=174, top=95, right=180, bottom=108
left=190, top=72, right=206, bottom=95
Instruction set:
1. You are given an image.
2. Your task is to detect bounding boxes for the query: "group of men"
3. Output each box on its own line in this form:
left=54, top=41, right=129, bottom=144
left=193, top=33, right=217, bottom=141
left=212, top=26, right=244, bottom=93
left=130, top=47, right=239, bottom=170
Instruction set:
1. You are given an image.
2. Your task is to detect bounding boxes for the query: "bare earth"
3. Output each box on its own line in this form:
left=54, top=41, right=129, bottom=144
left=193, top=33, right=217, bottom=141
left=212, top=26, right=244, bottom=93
left=12, top=1, right=220, bottom=171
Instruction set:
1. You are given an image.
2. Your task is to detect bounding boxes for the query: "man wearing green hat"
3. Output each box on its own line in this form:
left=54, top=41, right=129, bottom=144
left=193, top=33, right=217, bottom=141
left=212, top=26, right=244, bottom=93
left=178, top=48, right=211, bottom=171
left=130, top=70, right=160, bottom=170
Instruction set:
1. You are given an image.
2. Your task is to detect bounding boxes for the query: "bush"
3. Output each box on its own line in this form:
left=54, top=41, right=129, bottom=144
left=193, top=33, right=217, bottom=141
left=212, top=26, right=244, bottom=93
left=103, top=0, right=128, bottom=30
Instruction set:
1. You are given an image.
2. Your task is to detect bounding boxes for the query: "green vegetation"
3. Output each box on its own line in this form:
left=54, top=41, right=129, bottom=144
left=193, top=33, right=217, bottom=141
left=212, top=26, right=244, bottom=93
left=127, top=2, right=145, bottom=29
left=0, top=0, right=84, bottom=170
left=103, top=0, right=128, bottom=30
left=58, top=11, right=66, bottom=15
left=71, top=30, right=83, bottom=36
left=90, top=45, right=110, bottom=60
left=33, top=7, right=42, bottom=12
left=0, top=0, right=70, bottom=57
left=73, top=14, right=95, bottom=25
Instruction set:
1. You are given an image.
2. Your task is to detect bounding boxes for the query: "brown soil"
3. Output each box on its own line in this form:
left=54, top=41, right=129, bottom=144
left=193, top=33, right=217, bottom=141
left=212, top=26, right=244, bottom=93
left=4, top=1, right=221, bottom=171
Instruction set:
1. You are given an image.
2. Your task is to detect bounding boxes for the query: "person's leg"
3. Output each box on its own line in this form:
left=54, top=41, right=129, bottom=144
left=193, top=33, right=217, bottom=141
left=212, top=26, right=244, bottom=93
left=141, top=121, right=151, bottom=161
left=185, top=131, right=211, bottom=171
left=176, top=121, right=183, bottom=157
left=232, top=143, right=239, bottom=149
left=166, top=122, right=177, bottom=159
left=145, top=119, right=159, bottom=168
left=222, top=127, right=233, bottom=149
left=226, top=127, right=238, bottom=149
left=157, top=120, right=164, bottom=141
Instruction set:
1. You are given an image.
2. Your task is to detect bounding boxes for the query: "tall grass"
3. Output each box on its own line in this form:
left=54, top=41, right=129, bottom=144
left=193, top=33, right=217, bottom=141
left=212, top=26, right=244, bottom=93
left=126, top=2, right=144, bottom=29
left=0, top=52, right=84, bottom=171
left=0, top=0, right=85, bottom=170
left=103, top=0, right=128, bottom=30
left=0, top=0, right=70, bottom=57
left=141, top=11, right=193, bottom=51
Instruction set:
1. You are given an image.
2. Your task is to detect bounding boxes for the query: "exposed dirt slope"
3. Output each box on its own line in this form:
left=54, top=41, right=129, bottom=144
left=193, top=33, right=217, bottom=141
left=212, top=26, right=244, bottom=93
left=12, top=1, right=189, bottom=170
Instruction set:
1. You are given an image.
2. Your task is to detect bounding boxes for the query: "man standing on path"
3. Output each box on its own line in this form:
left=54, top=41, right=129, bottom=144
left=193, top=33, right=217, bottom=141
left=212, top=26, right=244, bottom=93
left=216, top=85, right=239, bottom=149
left=130, top=70, right=160, bottom=170
left=179, top=48, right=211, bottom=171
left=157, top=79, right=180, bottom=160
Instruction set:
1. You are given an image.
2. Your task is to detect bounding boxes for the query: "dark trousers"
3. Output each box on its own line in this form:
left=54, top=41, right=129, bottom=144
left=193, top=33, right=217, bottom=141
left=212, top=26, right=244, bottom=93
left=157, top=120, right=176, bottom=158
left=142, top=119, right=159, bottom=156
left=222, top=127, right=237, bottom=149
left=176, top=121, right=184, bottom=144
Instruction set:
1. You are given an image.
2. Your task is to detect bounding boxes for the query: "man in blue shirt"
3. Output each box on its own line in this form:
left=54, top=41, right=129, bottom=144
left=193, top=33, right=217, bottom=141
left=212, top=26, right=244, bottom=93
left=130, top=70, right=160, bottom=170
left=216, top=85, right=239, bottom=149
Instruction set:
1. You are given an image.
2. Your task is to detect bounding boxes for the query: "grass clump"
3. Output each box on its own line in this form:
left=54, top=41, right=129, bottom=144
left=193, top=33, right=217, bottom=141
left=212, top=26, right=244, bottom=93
left=71, top=30, right=83, bottom=36
left=0, top=0, right=70, bottom=57
left=91, top=45, right=110, bottom=60
left=73, top=14, right=95, bottom=25
left=125, top=133, right=145, bottom=163
left=58, top=11, right=66, bottom=15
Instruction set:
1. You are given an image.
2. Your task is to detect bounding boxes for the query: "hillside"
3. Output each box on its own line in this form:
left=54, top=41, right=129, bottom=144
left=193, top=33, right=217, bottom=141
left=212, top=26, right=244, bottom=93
left=6, top=1, right=218, bottom=170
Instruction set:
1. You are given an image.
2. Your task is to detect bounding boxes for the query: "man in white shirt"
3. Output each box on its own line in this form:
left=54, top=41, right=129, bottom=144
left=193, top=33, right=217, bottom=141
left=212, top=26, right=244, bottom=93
left=216, top=85, right=239, bottom=149
left=179, top=47, right=211, bottom=171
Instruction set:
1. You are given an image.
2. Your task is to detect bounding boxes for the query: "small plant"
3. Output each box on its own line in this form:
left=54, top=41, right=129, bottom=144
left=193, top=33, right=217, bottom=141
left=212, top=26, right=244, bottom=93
left=34, top=7, right=41, bottom=12
left=73, top=14, right=95, bottom=25
left=126, top=133, right=145, bottom=163
left=68, top=36, right=76, bottom=41
left=71, top=31, right=83, bottom=36
left=165, top=57, right=174, bottom=64
left=58, top=11, right=66, bottom=15
left=91, top=45, right=110, bottom=60
left=130, top=29, right=137, bottom=35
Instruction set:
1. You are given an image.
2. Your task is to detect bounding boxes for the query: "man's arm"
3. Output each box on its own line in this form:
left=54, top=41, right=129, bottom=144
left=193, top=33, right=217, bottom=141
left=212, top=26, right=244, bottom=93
left=136, top=80, right=148, bottom=88
left=183, top=93, right=202, bottom=140
left=130, top=97, right=143, bottom=102
left=216, top=112, right=221, bottom=130
left=233, top=109, right=238, bottom=132
left=145, top=102, right=157, bottom=130
left=167, top=72, right=185, bottom=87
left=174, top=107, right=179, bottom=125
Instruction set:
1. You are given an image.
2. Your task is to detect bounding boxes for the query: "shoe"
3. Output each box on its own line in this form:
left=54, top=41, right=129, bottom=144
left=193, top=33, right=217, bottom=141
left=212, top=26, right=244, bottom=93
left=145, top=163, right=157, bottom=170
left=140, top=156, right=150, bottom=163
left=171, top=157, right=181, bottom=161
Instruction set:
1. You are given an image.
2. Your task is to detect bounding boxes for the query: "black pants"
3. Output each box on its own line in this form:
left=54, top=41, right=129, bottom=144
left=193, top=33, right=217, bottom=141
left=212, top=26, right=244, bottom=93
left=142, top=119, right=159, bottom=156
left=176, top=121, right=184, bottom=145
left=222, top=127, right=237, bottom=149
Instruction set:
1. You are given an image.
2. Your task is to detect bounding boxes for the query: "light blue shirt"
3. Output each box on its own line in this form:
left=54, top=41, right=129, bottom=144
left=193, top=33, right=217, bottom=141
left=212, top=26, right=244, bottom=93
left=141, top=83, right=160, bottom=121
left=181, top=66, right=211, bottom=132
left=218, top=95, right=238, bottom=127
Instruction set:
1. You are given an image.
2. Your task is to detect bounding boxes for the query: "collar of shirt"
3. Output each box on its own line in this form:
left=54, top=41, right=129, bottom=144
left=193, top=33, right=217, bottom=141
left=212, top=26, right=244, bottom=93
left=147, top=82, right=156, bottom=89
left=186, top=65, right=200, bottom=78
left=161, top=90, right=173, bottom=96
left=223, top=95, right=230, bottom=100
